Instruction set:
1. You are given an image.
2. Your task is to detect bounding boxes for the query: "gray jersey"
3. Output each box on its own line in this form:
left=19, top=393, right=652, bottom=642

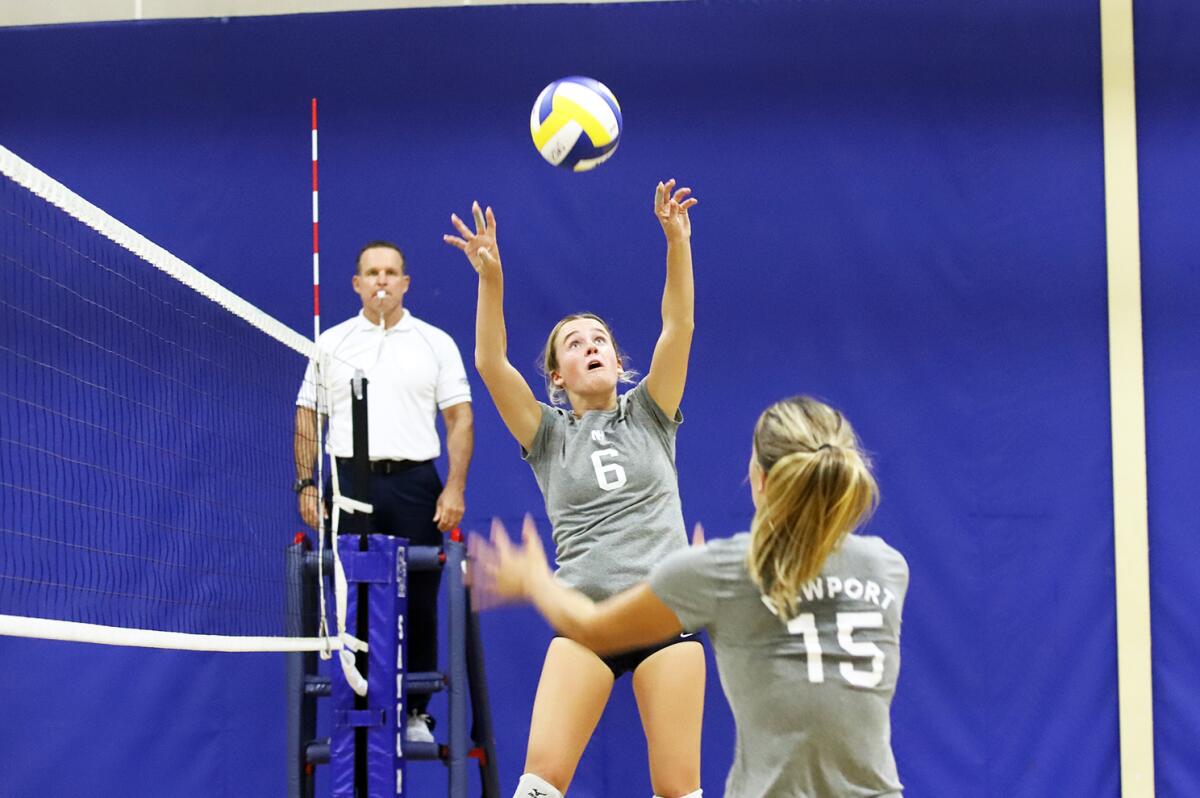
left=651, top=532, right=908, bottom=798
left=523, top=381, right=687, bottom=601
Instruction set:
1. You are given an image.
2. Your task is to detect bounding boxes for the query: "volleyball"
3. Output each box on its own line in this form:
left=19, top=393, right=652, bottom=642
left=530, top=76, right=622, bottom=172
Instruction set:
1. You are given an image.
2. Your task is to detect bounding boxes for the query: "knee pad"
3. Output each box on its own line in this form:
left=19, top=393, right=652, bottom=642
left=514, top=772, right=563, bottom=798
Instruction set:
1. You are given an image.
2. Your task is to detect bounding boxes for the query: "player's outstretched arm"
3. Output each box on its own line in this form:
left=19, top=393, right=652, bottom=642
left=444, top=202, right=540, bottom=450
left=470, top=516, right=685, bottom=656
left=643, top=179, right=698, bottom=419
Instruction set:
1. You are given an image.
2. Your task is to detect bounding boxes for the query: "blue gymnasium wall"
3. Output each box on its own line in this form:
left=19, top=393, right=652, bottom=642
left=1136, top=1, right=1200, bottom=794
left=0, top=1, right=1192, bottom=795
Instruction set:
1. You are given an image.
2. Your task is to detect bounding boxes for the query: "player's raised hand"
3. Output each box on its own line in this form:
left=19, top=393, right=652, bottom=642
left=518, top=513, right=550, bottom=573
left=466, top=522, right=506, bottom=611
left=467, top=515, right=550, bottom=611
left=654, top=179, right=698, bottom=243
left=443, top=201, right=501, bottom=275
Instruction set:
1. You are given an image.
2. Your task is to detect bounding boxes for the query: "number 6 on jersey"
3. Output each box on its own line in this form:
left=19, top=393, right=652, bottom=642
left=590, top=448, right=627, bottom=491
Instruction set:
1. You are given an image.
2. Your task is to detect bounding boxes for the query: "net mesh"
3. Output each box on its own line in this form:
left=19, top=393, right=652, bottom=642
left=0, top=145, right=327, bottom=649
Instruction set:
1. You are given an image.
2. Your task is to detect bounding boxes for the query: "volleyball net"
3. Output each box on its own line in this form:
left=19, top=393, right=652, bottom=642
left=0, top=144, right=331, bottom=653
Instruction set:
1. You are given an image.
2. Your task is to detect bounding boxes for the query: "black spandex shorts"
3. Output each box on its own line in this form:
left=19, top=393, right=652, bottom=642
left=562, top=633, right=702, bottom=679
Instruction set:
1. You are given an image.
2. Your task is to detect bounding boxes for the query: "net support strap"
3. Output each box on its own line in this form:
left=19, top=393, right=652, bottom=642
left=329, top=463, right=370, bottom=697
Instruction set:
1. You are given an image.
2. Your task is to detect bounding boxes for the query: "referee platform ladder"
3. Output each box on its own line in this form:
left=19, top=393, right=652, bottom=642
left=284, top=530, right=500, bottom=798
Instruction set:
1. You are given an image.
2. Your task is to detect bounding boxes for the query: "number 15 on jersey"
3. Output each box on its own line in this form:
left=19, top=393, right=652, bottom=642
left=787, top=611, right=886, bottom=688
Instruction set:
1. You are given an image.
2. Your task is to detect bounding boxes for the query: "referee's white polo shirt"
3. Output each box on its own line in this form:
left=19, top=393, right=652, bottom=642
left=296, top=309, right=471, bottom=461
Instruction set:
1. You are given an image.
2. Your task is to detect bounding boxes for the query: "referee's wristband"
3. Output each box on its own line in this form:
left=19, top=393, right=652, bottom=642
left=292, top=477, right=315, bottom=494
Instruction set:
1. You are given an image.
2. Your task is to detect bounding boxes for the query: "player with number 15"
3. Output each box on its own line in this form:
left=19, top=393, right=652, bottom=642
left=444, top=179, right=702, bottom=798
left=471, top=396, right=909, bottom=798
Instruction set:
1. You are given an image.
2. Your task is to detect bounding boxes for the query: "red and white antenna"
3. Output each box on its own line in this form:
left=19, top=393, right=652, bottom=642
left=310, top=98, right=333, bottom=655
left=311, top=97, right=321, bottom=342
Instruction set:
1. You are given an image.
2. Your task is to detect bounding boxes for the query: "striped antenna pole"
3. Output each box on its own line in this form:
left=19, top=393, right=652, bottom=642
left=312, top=98, right=320, bottom=341
left=311, top=98, right=331, bottom=648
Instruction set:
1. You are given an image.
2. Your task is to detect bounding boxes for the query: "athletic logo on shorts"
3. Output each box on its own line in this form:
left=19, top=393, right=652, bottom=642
left=528, top=790, right=547, bottom=798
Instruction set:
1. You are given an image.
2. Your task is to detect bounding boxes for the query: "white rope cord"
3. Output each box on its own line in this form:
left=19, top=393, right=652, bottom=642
left=315, top=357, right=333, bottom=660
left=328, top=460, right=370, bottom=697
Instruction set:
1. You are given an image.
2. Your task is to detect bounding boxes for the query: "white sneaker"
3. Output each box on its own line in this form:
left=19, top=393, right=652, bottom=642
left=405, top=711, right=435, bottom=743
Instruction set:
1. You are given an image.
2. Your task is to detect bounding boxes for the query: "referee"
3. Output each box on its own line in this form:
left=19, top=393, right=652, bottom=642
left=294, top=240, right=474, bottom=743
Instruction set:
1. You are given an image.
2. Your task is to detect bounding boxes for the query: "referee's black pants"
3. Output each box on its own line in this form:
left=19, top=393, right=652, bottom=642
left=333, top=459, right=443, bottom=716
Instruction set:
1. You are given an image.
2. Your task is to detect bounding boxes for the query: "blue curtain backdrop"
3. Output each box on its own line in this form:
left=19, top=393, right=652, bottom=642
left=0, top=1, right=1192, bottom=795
left=1135, top=1, right=1200, bottom=796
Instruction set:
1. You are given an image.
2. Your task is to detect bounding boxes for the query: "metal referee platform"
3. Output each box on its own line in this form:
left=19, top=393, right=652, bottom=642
left=284, top=373, right=499, bottom=797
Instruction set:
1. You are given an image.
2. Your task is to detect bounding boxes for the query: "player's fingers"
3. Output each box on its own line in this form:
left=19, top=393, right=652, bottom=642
left=443, top=234, right=469, bottom=251
left=466, top=533, right=497, bottom=608
left=485, top=206, right=497, bottom=235
left=449, top=213, right=474, bottom=239
left=472, top=201, right=487, bottom=233
left=662, top=180, right=677, bottom=213
left=478, top=247, right=497, bottom=265
left=468, top=532, right=491, bottom=573
left=491, top=517, right=512, bottom=552
left=654, top=181, right=665, bottom=213
left=522, top=514, right=548, bottom=560
left=672, top=186, right=691, bottom=203
left=679, top=198, right=699, bottom=211
left=692, top=522, right=706, bottom=547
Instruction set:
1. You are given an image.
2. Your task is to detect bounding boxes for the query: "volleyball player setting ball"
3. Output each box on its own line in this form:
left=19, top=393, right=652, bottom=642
left=443, top=177, right=703, bottom=798
left=472, top=397, right=910, bottom=798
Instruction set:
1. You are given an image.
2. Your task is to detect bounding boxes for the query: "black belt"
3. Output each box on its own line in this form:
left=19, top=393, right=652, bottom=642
left=336, top=457, right=430, bottom=475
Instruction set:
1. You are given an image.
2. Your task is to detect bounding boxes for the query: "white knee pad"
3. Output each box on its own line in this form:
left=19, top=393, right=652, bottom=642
left=654, top=791, right=702, bottom=798
left=514, top=772, right=562, bottom=798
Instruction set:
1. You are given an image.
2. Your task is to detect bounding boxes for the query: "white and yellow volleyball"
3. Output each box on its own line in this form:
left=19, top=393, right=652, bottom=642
left=530, top=76, right=622, bottom=172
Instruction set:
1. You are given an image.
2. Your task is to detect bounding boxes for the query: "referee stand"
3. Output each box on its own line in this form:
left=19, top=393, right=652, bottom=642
left=285, top=373, right=499, bottom=797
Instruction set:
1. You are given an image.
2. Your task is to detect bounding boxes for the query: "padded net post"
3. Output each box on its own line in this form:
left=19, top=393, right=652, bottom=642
left=330, top=533, right=407, bottom=797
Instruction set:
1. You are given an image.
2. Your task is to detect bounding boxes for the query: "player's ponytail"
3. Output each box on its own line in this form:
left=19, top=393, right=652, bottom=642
left=748, top=396, right=879, bottom=618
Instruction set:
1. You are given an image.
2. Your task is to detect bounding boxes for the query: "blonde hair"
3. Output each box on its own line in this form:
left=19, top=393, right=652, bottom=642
left=538, top=313, right=637, bottom=405
left=748, top=396, right=880, bottom=618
